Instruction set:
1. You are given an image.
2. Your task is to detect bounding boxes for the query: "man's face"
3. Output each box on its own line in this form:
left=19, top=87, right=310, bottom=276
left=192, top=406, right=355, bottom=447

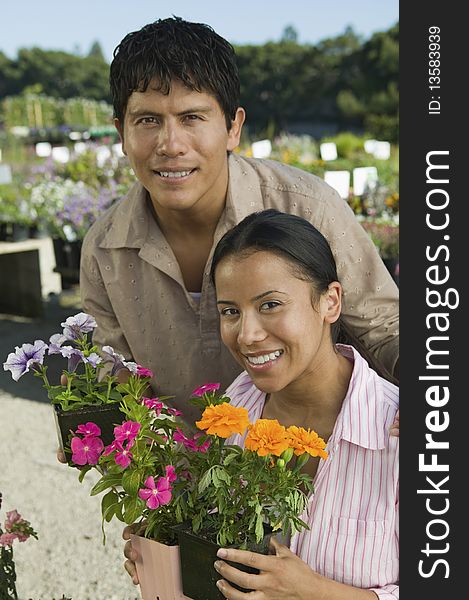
left=116, top=80, right=245, bottom=217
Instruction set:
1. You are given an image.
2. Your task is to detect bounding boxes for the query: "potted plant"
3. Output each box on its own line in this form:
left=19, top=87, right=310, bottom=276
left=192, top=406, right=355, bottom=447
left=0, top=493, right=38, bottom=600
left=2, top=312, right=156, bottom=463
left=72, top=385, right=327, bottom=600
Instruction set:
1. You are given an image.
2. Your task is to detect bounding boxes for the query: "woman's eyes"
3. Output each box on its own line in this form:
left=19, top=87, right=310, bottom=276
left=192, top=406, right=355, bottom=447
left=260, top=301, right=281, bottom=311
left=220, top=307, right=239, bottom=316
left=220, top=302, right=281, bottom=316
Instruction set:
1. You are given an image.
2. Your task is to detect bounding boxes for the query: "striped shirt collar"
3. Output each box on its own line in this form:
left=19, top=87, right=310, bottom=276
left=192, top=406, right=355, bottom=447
left=331, top=344, right=389, bottom=451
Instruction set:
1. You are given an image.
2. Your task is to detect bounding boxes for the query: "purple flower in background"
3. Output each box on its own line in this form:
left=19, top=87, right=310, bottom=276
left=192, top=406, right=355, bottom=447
left=101, top=346, right=137, bottom=376
left=101, top=345, right=128, bottom=376
left=3, top=340, right=48, bottom=381
left=59, top=346, right=85, bottom=373
left=84, top=352, right=102, bottom=367
left=48, top=333, right=68, bottom=354
left=61, top=312, right=97, bottom=341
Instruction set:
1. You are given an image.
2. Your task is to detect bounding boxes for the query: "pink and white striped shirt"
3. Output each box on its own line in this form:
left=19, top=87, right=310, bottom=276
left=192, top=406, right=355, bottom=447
left=226, top=344, right=399, bottom=599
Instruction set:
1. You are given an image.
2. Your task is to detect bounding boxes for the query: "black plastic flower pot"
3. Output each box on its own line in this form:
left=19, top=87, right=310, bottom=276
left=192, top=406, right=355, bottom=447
left=175, top=524, right=273, bottom=600
left=53, top=402, right=125, bottom=464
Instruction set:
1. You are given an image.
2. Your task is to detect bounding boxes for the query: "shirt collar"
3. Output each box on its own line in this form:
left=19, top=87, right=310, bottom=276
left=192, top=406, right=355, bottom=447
left=331, top=344, right=388, bottom=451
left=99, top=181, right=158, bottom=249
left=99, top=154, right=264, bottom=250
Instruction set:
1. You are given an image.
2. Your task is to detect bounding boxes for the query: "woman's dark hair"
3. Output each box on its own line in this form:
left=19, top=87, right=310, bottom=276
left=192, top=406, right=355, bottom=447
left=211, top=209, right=397, bottom=384
left=110, top=16, right=240, bottom=129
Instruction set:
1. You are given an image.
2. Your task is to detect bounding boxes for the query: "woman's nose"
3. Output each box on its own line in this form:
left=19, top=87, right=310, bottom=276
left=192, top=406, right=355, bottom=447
left=237, top=313, right=267, bottom=347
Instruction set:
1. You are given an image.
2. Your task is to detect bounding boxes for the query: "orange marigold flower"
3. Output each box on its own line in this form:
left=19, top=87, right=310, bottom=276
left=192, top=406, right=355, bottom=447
left=195, top=403, right=250, bottom=438
left=286, top=425, right=328, bottom=460
left=245, top=419, right=290, bottom=457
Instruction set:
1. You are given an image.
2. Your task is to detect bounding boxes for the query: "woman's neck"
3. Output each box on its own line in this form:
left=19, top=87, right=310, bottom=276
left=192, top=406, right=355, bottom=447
left=265, top=347, right=353, bottom=437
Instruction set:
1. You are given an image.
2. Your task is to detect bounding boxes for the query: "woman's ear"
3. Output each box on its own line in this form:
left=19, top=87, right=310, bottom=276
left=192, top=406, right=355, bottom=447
left=324, top=282, right=342, bottom=324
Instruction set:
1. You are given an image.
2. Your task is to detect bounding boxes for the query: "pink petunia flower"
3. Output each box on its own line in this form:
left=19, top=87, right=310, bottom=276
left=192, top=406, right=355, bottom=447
left=115, top=443, right=134, bottom=469
left=0, top=533, right=18, bottom=547
left=174, top=428, right=211, bottom=453
left=138, top=476, right=172, bottom=509
left=142, top=397, right=164, bottom=414
left=191, top=383, right=221, bottom=397
left=165, top=465, right=177, bottom=482
left=71, top=435, right=104, bottom=465
left=167, top=407, right=183, bottom=416
left=114, top=421, right=140, bottom=443
left=136, top=365, right=154, bottom=378
left=75, top=422, right=101, bottom=437
left=5, top=510, right=22, bottom=531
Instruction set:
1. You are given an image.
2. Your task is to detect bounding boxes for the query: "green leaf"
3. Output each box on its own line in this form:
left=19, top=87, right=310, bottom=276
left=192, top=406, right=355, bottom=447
left=123, top=496, right=143, bottom=524
left=90, top=474, right=122, bottom=496
left=198, top=469, right=213, bottom=494
left=101, top=489, right=120, bottom=522
left=122, top=469, right=141, bottom=496
left=78, top=465, right=92, bottom=483
left=255, top=513, right=264, bottom=543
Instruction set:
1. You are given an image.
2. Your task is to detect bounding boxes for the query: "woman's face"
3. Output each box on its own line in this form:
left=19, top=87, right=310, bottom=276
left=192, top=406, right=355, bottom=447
left=215, top=251, right=341, bottom=394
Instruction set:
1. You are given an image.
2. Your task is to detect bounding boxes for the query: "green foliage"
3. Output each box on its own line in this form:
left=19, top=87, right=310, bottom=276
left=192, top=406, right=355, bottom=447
left=321, top=131, right=365, bottom=159
left=1, top=93, right=113, bottom=129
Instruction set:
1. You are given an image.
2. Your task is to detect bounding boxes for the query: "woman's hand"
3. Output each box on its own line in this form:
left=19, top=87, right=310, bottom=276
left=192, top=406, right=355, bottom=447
left=390, top=410, right=399, bottom=437
left=123, top=524, right=140, bottom=585
left=214, top=537, right=322, bottom=599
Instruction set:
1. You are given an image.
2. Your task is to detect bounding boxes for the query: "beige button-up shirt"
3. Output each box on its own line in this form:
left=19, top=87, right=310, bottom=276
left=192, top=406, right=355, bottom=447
left=80, top=154, right=398, bottom=423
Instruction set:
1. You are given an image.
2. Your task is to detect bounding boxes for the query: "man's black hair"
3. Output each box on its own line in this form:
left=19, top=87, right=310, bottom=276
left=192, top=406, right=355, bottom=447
left=110, top=16, right=240, bottom=129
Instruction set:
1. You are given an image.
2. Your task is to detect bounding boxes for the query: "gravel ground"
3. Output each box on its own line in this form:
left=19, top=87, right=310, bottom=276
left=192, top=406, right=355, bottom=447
left=0, top=390, right=141, bottom=600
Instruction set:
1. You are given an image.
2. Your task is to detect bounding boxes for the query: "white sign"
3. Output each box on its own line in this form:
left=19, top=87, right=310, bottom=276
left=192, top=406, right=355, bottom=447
left=112, top=143, right=125, bottom=157
left=364, top=139, right=377, bottom=154
left=372, top=141, right=391, bottom=160
left=353, top=166, right=378, bottom=196
left=319, top=142, right=338, bottom=161
left=251, top=139, right=272, bottom=159
left=35, top=142, right=52, bottom=157
left=95, top=145, right=112, bottom=167
left=324, top=170, right=350, bottom=199
left=51, top=146, right=70, bottom=163
left=0, top=163, right=13, bottom=184
left=74, top=142, right=88, bottom=155
left=364, top=139, right=391, bottom=160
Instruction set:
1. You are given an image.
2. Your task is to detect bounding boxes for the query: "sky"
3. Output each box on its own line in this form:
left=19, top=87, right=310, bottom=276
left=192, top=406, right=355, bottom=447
left=0, top=0, right=398, bottom=62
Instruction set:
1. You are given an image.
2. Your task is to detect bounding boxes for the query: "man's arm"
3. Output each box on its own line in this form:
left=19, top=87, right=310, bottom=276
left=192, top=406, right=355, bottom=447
left=314, top=186, right=399, bottom=377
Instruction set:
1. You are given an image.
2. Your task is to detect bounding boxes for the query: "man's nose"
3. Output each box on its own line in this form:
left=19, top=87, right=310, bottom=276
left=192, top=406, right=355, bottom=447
left=155, top=122, right=187, bottom=157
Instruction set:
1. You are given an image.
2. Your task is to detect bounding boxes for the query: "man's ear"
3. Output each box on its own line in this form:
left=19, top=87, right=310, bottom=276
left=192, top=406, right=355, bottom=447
left=114, top=118, right=126, bottom=155
left=227, top=108, right=246, bottom=152
left=324, top=282, right=342, bottom=324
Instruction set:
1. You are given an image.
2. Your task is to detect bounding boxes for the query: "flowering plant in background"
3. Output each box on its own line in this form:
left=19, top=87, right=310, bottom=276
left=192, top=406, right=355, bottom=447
left=2, top=312, right=148, bottom=412
left=0, top=493, right=38, bottom=599
left=79, top=385, right=327, bottom=550
left=360, top=216, right=399, bottom=259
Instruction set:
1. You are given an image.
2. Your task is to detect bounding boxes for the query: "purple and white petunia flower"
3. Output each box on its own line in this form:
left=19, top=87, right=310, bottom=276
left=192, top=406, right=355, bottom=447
left=101, top=346, right=137, bottom=376
left=59, top=346, right=85, bottom=373
left=47, top=333, right=68, bottom=355
left=3, top=340, right=48, bottom=381
left=61, top=312, right=97, bottom=341
left=83, top=352, right=102, bottom=368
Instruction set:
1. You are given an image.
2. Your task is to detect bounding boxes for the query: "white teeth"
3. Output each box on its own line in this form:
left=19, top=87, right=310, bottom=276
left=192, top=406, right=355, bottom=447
left=158, top=170, right=192, bottom=178
left=246, top=350, right=282, bottom=365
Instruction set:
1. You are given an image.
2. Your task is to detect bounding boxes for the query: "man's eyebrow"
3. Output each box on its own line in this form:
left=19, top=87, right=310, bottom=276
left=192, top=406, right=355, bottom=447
left=217, top=290, right=286, bottom=304
left=127, top=106, right=214, bottom=117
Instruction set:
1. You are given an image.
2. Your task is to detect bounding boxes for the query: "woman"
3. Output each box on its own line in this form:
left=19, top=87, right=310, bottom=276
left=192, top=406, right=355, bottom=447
left=210, top=209, right=398, bottom=599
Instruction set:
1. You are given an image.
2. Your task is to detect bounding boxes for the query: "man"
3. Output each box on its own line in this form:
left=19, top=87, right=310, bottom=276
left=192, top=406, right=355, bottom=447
left=81, top=16, right=399, bottom=426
